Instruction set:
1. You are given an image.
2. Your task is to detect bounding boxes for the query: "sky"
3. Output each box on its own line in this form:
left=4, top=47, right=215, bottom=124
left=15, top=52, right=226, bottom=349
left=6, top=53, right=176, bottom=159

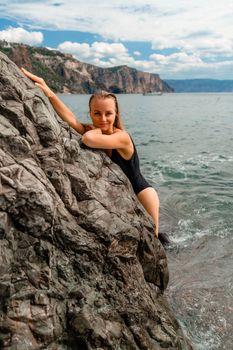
left=0, top=0, right=233, bottom=80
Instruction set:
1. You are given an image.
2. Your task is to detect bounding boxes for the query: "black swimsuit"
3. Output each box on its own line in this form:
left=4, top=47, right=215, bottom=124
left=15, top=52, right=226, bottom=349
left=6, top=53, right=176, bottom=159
left=111, top=138, right=152, bottom=195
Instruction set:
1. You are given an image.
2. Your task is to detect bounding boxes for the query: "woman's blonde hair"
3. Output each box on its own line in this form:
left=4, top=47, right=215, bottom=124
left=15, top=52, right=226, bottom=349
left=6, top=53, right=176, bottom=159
left=88, top=91, right=124, bottom=130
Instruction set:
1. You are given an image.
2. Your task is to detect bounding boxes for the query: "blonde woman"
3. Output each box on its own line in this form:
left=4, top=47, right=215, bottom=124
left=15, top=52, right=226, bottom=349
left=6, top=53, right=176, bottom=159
left=22, top=68, right=161, bottom=241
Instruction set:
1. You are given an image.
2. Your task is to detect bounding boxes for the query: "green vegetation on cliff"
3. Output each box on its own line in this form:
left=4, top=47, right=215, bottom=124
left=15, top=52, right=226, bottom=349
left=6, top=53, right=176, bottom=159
left=0, top=41, right=173, bottom=94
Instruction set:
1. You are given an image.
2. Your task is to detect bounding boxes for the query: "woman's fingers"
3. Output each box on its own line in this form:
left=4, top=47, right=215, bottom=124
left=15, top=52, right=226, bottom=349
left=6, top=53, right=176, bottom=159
left=21, top=67, right=44, bottom=84
left=155, top=210, right=159, bottom=238
left=35, top=82, right=53, bottom=97
left=35, top=82, right=47, bottom=93
left=21, top=68, right=52, bottom=97
left=156, top=227, right=159, bottom=238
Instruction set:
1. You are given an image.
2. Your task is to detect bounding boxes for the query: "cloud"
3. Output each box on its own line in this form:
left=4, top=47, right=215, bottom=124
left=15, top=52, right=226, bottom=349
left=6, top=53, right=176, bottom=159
left=0, top=27, right=43, bottom=45
left=58, top=42, right=92, bottom=58
left=91, top=42, right=128, bottom=58
left=58, top=41, right=129, bottom=61
left=1, top=0, right=233, bottom=78
left=148, top=52, right=233, bottom=79
left=1, top=1, right=232, bottom=48
left=58, top=39, right=233, bottom=79
left=150, top=52, right=202, bottom=65
left=58, top=40, right=157, bottom=71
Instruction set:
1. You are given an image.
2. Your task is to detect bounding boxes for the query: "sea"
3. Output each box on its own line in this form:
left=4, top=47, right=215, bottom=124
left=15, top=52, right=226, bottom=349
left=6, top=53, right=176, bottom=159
left=59, top=92, right=233, bottom=350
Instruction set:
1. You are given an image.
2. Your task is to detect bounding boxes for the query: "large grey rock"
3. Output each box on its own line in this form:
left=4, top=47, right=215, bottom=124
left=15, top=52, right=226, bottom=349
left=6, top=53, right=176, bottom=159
left=0, top=52, right=192, bottom=350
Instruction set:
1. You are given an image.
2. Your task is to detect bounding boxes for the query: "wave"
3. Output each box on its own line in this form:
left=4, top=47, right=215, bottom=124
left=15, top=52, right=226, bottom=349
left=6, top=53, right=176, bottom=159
left=159, top=189, right=233, bottom=246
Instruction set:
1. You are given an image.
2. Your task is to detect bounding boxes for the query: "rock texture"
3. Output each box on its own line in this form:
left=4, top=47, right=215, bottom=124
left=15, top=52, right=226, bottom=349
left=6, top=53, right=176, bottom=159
left=0, top=52, right=191, bottom=349
left=0, top=41, right=173, bottom=94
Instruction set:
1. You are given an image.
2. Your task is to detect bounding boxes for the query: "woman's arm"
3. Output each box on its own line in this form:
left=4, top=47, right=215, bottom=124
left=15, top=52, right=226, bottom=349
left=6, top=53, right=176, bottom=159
left=21, top=68, right=85, bottom=135
left=82, top=129, right=132, bottom=151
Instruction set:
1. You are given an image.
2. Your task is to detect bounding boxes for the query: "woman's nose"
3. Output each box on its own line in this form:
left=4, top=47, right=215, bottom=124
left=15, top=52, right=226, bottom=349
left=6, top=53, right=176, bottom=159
left=100, top=114, right=107, bottom=121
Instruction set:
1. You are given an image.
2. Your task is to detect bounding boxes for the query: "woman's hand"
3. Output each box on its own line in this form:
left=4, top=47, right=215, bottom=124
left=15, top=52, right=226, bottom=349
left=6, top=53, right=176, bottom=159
left=21, top=67, right=85, bottom=134
left=83, top=124, right=96, bottom=132
left=21, top=68, right=53, bottom=98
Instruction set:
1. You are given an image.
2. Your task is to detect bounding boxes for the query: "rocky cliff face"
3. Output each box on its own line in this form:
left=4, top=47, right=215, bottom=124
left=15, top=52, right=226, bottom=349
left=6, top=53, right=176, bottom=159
left=0, top=52, right=190, bottom=350
left=0, top=41, right=173, bottom=94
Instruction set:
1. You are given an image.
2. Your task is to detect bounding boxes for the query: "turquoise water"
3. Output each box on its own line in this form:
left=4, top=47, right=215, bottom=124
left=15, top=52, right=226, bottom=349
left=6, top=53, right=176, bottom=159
left=59, top=93, right=233, bottom=350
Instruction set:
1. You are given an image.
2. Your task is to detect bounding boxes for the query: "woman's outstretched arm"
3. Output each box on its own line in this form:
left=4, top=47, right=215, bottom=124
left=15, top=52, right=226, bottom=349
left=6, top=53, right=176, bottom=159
left=21, top=68, right=85, bottom=135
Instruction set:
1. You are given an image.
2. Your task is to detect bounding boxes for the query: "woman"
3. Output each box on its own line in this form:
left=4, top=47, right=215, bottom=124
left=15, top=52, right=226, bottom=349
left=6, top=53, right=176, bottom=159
left=21, top=68, right=160, bottom=239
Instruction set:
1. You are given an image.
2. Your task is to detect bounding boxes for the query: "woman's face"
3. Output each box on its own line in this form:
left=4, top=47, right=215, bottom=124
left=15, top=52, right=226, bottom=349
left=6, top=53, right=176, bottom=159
left=90, top=97, right=116, bottom=134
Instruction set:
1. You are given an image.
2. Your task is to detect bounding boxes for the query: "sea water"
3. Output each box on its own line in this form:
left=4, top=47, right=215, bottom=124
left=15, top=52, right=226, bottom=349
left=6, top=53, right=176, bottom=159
left=59, top=92, right=233, bottom=350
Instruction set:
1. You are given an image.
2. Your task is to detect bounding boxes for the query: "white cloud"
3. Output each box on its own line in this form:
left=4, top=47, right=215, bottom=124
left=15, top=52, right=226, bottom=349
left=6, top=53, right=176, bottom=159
left=58, top=42, right=92, bottom=58
left=1, top=1, right=233, bottom=78
left=58, top=41, right=129, bottom=61
left=0, top=27, right=43, bottom=45
left=1, top=1, right=232, bottom=48
left=150, top=52, right=202, bottom=65
left=58, top=39, right=157, bottom=72
left=91, top=42, right=128, bottom=57
left=147, top=52, right=233, bottom=79
left=57, top=39, right=233, bottom=79
left=133, top=51, right=141, bottom=56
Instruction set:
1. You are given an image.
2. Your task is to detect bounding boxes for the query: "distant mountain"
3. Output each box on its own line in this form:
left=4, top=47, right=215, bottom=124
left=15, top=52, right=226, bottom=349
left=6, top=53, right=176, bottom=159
left=165, top=79, right=233, bottom=92
left=0, top=40, right=173, bottom=94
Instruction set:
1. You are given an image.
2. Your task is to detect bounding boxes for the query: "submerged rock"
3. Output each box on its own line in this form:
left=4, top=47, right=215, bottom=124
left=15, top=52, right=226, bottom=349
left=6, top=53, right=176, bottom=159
left=0, top=52, right=192, bottom=349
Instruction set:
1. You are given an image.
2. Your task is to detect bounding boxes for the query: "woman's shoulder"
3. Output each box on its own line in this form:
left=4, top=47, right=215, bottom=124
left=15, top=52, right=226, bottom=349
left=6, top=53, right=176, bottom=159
left=112, top=129, right=134, bottom=159
left=113, top=127, right=124, bottom=133
left=113, top=129, right=133, bottom=144
left=113, top=128, right=131, bottom=138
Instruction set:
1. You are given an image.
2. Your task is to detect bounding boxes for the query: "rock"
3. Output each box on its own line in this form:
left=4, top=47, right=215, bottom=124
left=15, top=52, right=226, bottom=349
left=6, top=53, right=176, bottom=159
left=0, top=52, right=192, bottom=349
left=0, top=41, right=173, bottom=94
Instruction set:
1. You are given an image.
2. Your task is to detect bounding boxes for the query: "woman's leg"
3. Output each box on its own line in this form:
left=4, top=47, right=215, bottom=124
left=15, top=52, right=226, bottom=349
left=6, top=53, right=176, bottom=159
left=137, top=187, right=159, bottom=238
